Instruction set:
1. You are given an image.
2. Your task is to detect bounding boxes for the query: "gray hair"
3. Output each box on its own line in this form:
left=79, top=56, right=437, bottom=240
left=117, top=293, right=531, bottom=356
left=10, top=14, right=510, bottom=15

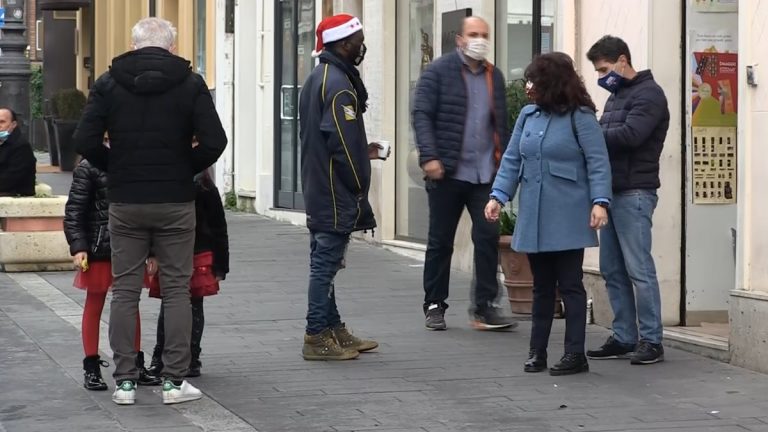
left=131, top=17, right=177, bottom=50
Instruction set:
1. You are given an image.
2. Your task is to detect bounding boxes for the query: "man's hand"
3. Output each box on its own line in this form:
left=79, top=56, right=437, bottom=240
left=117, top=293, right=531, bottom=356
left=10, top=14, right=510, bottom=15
left=73, top=252, right=87, bottom=269
left=422, top=160, right=444, bottom=180
left=367, top=143, right=385, bottom=160
left=485, top=199, right=502, bottom=222
left=590, top=205, right=609, bottom=230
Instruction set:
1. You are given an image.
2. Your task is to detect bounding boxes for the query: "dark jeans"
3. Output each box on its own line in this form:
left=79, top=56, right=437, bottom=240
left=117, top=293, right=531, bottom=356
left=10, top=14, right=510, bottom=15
left=528, top=249, right=587, bottom=353
left=108, top=202, right=195, bottom=382
left=155, top=297, right=204, bottom=364
left=423, top=178, right=500, bottom=312
left=306, top=231, right=350, bottom=335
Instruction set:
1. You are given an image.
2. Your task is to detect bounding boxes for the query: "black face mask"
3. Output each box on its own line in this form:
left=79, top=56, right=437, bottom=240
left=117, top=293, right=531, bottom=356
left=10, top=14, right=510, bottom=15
left=352, top=43, right=367, bottom=66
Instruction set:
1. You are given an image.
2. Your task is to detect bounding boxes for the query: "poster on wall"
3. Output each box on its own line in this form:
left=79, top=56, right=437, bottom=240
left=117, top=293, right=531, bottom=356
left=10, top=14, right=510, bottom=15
left=692, top=127, right=736, bottom=204
left=692, top=0, right=737, bottom=13
left=691, top=51, right=737, bottom=127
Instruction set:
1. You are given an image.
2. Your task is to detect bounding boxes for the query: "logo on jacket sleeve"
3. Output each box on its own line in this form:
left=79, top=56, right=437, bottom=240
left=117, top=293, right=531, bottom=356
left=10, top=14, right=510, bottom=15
left=342, top=105, right=357, bottom=121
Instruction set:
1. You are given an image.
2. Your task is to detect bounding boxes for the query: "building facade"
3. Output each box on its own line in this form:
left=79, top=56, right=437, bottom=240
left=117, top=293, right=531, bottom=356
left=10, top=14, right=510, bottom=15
left=218, top=0, right=768, bottom=373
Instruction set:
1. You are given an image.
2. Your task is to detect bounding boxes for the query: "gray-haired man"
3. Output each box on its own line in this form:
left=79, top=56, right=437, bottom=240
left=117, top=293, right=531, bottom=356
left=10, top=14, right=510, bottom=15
left=75, top=17, right=227, bottom=405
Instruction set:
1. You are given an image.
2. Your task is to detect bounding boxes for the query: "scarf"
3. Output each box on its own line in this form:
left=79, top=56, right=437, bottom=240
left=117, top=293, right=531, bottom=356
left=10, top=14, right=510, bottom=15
left=319, top=51, right=369, bottom=113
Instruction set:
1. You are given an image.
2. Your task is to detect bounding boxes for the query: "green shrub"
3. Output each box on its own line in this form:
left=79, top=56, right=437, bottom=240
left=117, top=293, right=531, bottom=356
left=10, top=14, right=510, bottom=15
left=52, top=88, right=86, bottom=121
left=505, top=79, right=529, bottom=127
left=30, top=66, right=44, bottom=119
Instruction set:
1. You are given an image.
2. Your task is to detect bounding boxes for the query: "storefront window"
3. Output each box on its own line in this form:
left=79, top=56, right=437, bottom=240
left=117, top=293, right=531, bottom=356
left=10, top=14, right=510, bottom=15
left=395, top=0, right=434, bottom=241
left=194, top=0, right=206, bottom=79
left=275, top=0, right=315, bottom=209
left=395, top=0, right=555, bottom=242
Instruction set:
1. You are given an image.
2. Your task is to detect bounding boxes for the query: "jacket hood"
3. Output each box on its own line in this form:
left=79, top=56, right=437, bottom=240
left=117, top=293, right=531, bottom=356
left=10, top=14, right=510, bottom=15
left=109, top=47, right=191, bottom=94
left=626, top=70, right=654, bottom=87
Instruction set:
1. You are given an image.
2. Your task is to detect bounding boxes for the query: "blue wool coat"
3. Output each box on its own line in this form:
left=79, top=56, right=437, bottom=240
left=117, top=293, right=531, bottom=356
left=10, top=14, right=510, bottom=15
left=491, top=105, right=612, bottom=253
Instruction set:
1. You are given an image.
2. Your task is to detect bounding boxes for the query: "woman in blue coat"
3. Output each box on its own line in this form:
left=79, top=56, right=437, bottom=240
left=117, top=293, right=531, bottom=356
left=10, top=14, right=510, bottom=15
left=485, top=52, right=612, bottom=376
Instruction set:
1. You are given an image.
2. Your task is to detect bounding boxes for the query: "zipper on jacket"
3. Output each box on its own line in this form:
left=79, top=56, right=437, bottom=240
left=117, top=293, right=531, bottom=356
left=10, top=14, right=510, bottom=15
left=93, top=225, right=104, bottom=254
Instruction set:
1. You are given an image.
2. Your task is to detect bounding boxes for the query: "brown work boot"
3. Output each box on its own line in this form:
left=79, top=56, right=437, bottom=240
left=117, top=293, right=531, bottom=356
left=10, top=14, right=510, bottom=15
left=332, top=323, right=379, bottom=353
left=302, top=328, right=360, bottom=361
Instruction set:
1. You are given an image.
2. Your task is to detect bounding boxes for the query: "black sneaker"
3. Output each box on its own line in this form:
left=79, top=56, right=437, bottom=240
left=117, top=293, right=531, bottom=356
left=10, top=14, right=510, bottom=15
left=470, top=306, right=517, bottom=331
left=587, top=335, right=635, bottom=359
left=425, top=304, right=447, bottom=330
left=549, top=353, right=589, bottom=376
left=630, top=341, right=664, bottom=365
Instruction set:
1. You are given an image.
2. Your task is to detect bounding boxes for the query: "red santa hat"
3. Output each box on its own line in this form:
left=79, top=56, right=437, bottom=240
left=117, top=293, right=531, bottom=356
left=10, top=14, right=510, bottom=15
left=312, top=14, right=363, bottom=57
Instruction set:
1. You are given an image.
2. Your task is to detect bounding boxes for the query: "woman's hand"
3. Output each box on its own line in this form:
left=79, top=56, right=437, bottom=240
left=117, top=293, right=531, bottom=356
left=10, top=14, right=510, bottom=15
left=485, top=199, right=502, bottom=222
left=146, top=257, right=158, bottom=277
left=73, top=252, right=87, bottom=268
left=590, top=205, right=609, bottom=230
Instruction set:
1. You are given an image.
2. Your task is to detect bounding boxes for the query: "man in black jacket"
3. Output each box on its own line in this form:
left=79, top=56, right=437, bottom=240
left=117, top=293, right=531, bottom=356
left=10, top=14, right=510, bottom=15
left=298, top=14, right=382, bottom=361
left=412, top=17, right=513, bottom=331
left=0, top=108, right=36, bottom=197
left=74, top=17, right=227, bottom=405
left=585, top=36, right=669, bottom=366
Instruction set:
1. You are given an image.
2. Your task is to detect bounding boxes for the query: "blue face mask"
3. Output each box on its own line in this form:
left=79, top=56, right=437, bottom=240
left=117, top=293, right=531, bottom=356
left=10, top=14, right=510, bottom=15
left=598, top=70, right=625, bottom=93
left=0, top=130, right=10, bottom=142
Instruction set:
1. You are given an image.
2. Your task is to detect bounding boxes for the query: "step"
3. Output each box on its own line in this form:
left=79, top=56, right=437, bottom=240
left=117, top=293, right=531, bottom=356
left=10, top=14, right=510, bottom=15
left=664, top=326, right=730, bottom=363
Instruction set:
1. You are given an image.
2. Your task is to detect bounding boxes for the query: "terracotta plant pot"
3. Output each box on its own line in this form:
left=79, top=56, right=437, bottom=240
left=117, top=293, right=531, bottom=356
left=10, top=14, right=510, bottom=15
left=498, top=235, right=534, bottom=314
left=498, top=235, right=564, bottom=317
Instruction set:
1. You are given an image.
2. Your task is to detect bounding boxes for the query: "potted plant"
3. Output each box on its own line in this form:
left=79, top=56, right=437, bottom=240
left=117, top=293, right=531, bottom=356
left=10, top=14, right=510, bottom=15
left=498, top=206, right=535, bottom=314
left=51, top=88, right=86, bottom=172
left=29, top=66, right=49, bottom=153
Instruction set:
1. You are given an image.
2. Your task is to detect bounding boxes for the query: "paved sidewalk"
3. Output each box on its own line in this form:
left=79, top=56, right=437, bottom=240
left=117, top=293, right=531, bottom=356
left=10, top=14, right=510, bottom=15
left=3, top=211, right=768, bottom=432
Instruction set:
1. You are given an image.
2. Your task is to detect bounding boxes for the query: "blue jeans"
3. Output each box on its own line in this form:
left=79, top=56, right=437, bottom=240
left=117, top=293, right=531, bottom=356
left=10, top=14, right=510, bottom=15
left=306, top=231, right=349, bottom=335
left=599, top=189, right=663, bottom=345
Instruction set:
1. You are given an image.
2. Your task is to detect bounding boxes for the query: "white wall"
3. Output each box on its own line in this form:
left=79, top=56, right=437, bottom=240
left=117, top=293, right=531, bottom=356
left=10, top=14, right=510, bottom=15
left=232, top=0, right=277, bottom=216
left=577, top=0, right=683, bottom=325
left=737, top=0, right=768, bottom=293
left=214, top=0, right=235, bottom=195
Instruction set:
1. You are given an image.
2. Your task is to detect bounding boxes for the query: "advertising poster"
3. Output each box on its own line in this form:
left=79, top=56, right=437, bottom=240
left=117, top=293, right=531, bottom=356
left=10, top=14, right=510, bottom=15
left=691, top=51, right=737, bottom=127
left=692, top=0, right=737, bottom=13
left=692, top=127, right=736, bottom=204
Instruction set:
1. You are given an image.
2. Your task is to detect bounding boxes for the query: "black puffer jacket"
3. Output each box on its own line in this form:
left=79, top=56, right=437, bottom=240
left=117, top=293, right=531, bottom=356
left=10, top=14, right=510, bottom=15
left=194, top=174, right=229, bottom=278
left=63, top=159, right=111, bottom=261
left=412, top=50, right=509, bottom=175
left=598, top=70, right=670, bottom=191
left=74, top=47, right=227, bottom=204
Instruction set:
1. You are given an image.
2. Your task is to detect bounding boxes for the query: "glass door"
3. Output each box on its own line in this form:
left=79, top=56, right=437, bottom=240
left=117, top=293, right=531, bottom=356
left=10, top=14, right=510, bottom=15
left=275, top=0, right=315, bottom=209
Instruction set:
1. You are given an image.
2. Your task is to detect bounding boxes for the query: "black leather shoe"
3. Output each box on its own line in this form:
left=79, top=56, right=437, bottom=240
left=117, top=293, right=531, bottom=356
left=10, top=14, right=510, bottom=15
left=549, top=353, right=589, bottom=376
left=524, top=349, right=547, bottom=373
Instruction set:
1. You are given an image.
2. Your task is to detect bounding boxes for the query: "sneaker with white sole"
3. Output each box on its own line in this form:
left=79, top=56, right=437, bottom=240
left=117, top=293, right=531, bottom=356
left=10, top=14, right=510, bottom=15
left=112, top=380, right=136, bottom=405
left=162, top=379, right=203, bottom=404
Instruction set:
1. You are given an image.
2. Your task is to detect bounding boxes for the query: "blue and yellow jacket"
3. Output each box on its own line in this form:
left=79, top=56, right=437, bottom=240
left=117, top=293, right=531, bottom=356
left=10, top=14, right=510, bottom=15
left=299, top=56, right=376, bottom=234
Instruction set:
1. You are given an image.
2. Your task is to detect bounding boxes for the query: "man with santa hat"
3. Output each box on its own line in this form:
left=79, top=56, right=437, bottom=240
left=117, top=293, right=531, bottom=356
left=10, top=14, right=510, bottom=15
left=298, top=14, right=386, bottom=361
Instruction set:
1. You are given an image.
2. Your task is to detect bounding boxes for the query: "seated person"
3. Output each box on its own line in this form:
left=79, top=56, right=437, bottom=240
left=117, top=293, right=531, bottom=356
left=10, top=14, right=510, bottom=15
left=0, top=108, right=36, bottom=197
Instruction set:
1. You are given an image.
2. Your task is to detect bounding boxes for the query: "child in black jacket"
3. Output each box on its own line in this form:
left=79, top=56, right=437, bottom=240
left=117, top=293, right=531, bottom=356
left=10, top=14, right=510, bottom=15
left=146, top=168, right=230, bottom=377
left=64, top=158, right=161, bottom=390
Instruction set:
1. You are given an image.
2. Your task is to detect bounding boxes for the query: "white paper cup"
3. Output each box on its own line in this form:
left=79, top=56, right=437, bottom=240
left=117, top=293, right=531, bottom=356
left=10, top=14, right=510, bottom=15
left=377, top=140, right=391, bottom=160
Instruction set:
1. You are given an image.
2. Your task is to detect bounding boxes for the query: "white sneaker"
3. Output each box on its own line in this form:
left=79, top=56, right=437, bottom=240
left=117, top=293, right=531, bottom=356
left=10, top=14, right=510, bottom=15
left=162, top=379, right=202, bottom=404
left=112, top=380, right=136, bottom=405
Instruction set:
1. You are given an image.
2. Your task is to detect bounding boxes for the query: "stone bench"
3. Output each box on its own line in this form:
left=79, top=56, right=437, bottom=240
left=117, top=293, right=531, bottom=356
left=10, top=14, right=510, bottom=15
left=0, top=195, right=72, bottom=272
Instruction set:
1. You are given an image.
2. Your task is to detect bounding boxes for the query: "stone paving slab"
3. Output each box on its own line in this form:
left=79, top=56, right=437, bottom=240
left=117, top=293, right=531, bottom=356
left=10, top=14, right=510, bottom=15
left=2, top=211, right=768, bottom=431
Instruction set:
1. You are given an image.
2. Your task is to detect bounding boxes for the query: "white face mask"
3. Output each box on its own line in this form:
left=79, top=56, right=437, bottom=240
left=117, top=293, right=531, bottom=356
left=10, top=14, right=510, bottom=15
left=463, top=37, right=490, bottom=61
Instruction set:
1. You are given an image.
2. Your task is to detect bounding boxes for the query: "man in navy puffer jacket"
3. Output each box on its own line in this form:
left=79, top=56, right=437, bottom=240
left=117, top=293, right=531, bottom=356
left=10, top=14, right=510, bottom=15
left=412, top=16, right=512, bottom=331
left=585, top=35, right=669, bottom=366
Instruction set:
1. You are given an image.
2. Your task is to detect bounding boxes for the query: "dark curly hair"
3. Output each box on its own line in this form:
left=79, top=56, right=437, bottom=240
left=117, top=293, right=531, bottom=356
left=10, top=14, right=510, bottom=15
left=524, top=52, right=596, bottom=114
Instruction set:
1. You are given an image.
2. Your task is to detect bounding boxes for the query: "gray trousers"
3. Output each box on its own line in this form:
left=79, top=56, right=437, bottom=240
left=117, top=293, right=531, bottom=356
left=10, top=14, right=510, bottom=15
left=108, top=202, right=195, bottom=382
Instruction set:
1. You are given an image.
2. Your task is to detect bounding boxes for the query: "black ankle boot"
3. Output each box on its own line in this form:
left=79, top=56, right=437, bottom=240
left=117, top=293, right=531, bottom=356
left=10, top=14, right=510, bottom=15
left=83, top=355, right=109, bottom=391
left=136, top=351, right=162, bottom=386
left=524, top=349, right=548, bottom=373
left=549, top=353, right=589, bottom=376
